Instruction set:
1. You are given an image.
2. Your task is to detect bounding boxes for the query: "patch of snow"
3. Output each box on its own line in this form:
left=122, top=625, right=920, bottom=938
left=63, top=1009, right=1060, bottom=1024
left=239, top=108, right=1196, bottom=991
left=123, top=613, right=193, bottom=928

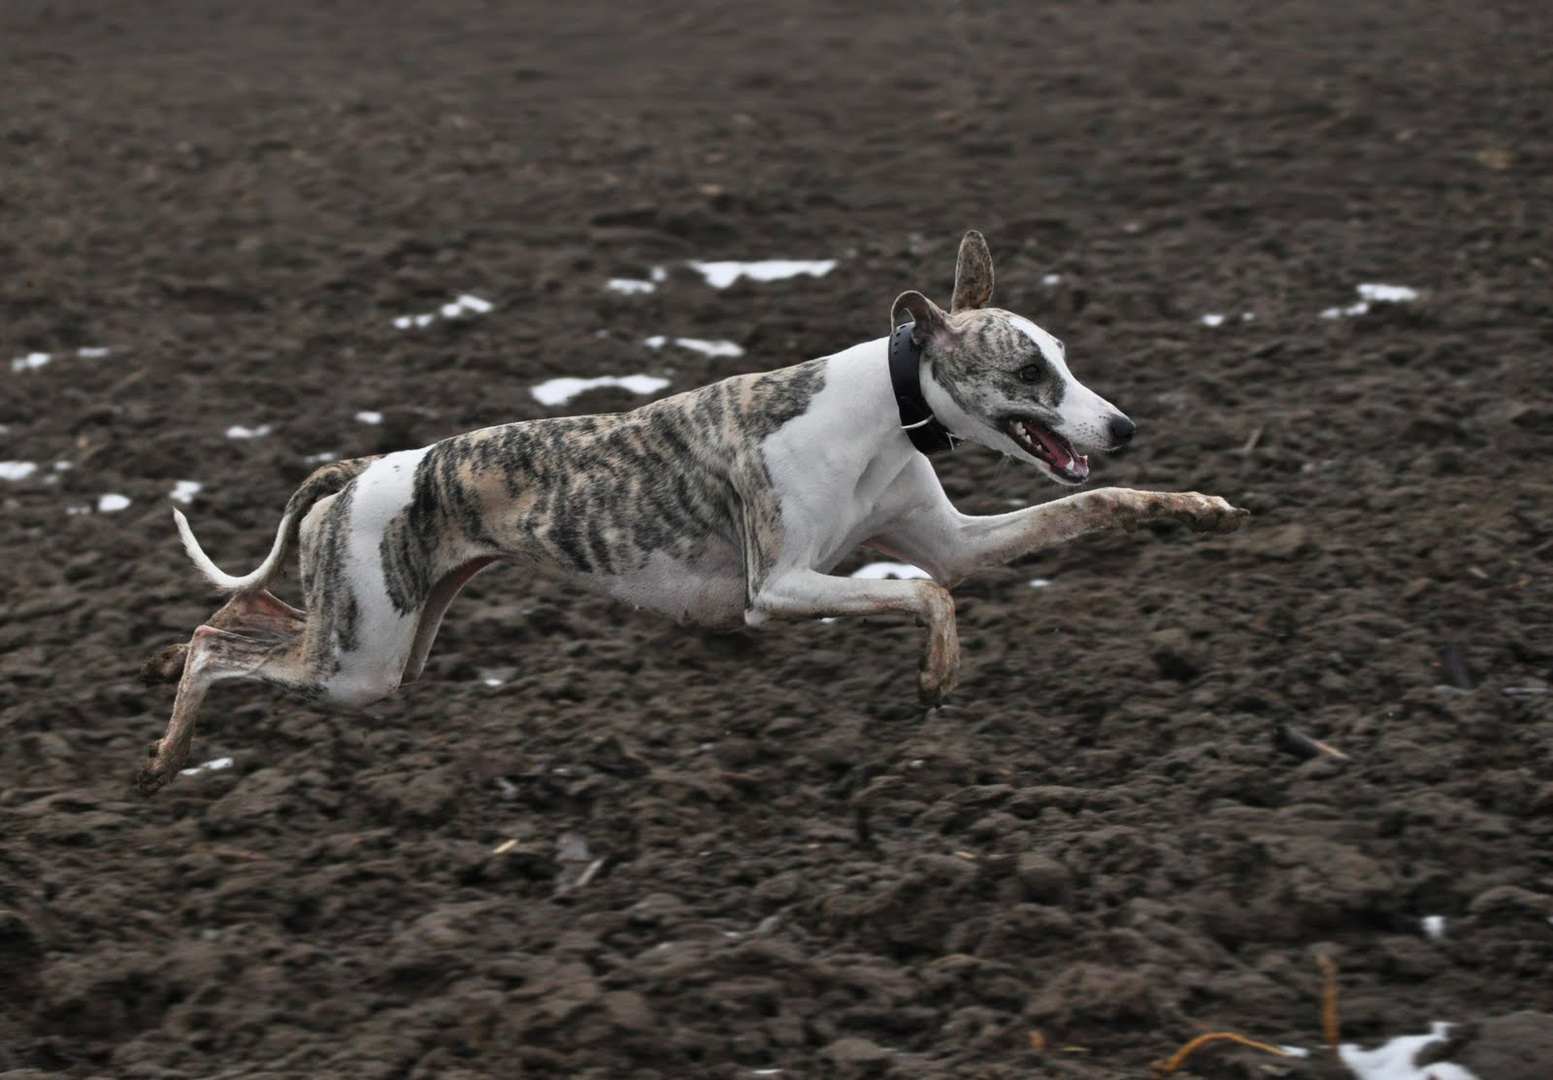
left=644, top=335, right=743, bottom=358
left=78, top=346, right=111, bottom=358
left=355, top=410, right=383, bottom=425
left=1322, top=301, right=1371, bottom=319
left=1200, top=313, right=1226, bottom=327
left=650, top=266, right=668, bottom=283
left=441, top=293, right=494, bottom=319
left=1357, top=283, right=1419, bottom=303
left=1241, top=311, right=1256, bottom=322
left=531, top=374, right=672, bottom=407
left=225, top=423, right=272, bottom=440
left=688, top=259, right=837, bottom=289
left=479, top=667, right=516, bottom=688
left=1277, top=1046, right=1310, bottom=1059
left=607, top=278, right=657, bottom=295
left=302, top=451, right=336, bottom=464
left=53, top=461, right=72, bottom=472
left=65, top=504, right=91, bottom=515
left=0, top=461, right=39, bottom=481
left=97, top=493, right=131, bottom=513
left=395, top=295, right=489, bottom=329
left=1322, top=283, right=1418, bottom=319
left=179, top=756, right=234, bottom=778
left=1421, top=914, right=1446, bottom=939
left=850, top=562, right=932, bottom=581
left=1028, top=578, right=1052, bottom=588
left=1338, top=1023, right=1479, bottom=1080
left=170, top=480, right=202, bottom=505
left=11, top=352, right=51, bottom=372
left=1042, top=273, right=1061, bottom=286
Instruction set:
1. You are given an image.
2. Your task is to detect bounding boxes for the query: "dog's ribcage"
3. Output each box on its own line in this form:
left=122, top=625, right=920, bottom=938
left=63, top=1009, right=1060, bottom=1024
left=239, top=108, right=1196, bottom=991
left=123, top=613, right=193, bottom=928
left=296, top=359, right=831, bottom=631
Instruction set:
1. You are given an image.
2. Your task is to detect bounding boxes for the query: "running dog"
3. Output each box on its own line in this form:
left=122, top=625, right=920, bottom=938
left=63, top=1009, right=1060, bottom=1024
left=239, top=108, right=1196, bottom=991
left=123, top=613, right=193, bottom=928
left=137, top=231, right=1247, bottom=795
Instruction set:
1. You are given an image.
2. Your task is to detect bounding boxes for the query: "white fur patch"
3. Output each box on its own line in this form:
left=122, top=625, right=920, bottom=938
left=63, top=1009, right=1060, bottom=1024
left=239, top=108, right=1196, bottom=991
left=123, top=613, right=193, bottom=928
left=326, top=448, right=433, bottom=696
left=761, top=339, right=917, bottom=568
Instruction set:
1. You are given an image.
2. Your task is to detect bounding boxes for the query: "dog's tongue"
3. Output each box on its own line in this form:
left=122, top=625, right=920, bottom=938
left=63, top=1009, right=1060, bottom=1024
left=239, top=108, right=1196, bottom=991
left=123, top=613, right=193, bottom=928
left=1023, top=420, right=1088, bottom=477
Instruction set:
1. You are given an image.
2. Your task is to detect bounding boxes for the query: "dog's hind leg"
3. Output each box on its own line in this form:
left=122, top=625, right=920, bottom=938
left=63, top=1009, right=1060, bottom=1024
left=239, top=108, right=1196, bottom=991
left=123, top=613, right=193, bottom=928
left=136, top=621, right=313, bottom=796
left=138, top=590, right=307, bottom=686
left=210, top=589, right=306, bottom=633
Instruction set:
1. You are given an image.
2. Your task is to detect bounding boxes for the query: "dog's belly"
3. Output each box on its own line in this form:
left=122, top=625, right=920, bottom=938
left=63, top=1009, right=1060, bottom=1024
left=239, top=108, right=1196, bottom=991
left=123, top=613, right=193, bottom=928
left=579, top=545, right=748, bottom=627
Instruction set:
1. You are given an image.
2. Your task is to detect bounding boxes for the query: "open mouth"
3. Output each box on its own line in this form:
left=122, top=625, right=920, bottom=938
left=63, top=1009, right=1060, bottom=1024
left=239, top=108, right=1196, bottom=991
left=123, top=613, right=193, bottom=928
left=1004, top=417, right=1089, bottom=482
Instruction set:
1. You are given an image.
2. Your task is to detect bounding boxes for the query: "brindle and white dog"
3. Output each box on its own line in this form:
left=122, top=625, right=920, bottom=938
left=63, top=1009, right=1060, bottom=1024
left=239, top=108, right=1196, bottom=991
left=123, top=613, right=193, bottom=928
left=137, top=232, right=1247, bottom=795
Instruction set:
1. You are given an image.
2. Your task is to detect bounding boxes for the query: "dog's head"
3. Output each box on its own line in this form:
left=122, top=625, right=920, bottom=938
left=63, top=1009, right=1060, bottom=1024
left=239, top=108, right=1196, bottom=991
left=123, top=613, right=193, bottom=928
left=892, top=231, right=1134, bottom=485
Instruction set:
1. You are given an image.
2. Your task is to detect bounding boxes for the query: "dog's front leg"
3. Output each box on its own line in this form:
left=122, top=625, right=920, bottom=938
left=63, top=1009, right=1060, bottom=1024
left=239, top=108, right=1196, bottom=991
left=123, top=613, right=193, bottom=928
left=875, top=480, right=1248, bottom=585
left=746, top=570, right=960, bottom=706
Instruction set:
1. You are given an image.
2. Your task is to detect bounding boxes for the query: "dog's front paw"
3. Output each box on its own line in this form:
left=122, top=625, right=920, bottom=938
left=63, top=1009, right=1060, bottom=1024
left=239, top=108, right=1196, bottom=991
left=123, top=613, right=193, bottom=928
left=917, top=617, right=961, bottom=707
left=1171, top=493, right=1250, bottom=534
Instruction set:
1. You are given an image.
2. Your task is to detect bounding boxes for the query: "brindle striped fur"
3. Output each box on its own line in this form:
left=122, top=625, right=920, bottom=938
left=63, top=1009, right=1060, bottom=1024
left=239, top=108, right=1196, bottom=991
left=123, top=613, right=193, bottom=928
left=362, top=359, right=825, bottom=615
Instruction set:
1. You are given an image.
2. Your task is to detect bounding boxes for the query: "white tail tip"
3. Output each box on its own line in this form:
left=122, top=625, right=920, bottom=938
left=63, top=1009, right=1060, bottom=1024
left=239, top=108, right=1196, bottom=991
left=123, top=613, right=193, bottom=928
left=173, top=507, right=291, bottom=593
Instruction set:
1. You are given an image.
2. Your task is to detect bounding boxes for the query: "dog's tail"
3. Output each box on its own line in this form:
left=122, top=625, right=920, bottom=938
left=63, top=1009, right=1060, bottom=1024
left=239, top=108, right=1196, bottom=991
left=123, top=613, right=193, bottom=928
left=175, top=455, right=383, bottom=593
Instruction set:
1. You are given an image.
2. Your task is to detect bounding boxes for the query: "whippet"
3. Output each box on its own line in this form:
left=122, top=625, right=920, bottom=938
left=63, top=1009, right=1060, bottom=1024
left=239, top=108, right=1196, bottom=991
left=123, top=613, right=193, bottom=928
left=137, top=231, right=1247, bottom=795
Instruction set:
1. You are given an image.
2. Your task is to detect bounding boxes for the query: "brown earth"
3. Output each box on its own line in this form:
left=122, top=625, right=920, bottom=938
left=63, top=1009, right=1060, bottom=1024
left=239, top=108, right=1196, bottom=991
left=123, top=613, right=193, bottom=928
left=2, top=1, right=1552, bottom=1077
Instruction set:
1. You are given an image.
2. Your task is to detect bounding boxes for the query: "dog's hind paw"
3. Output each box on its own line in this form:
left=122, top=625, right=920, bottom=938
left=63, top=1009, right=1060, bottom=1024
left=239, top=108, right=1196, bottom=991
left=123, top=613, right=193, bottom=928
left=135, top=753, right=175, bottom=797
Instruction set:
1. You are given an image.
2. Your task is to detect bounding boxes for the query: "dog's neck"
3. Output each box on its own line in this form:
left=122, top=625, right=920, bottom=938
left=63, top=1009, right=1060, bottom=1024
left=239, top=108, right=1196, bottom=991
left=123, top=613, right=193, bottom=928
left=917, top=356, right=991, bottom=454
left=887, top=323, right=957, bottom=456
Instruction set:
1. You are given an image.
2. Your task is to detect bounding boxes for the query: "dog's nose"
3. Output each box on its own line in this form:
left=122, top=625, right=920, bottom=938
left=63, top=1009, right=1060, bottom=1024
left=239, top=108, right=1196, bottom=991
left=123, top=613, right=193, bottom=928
left=1108, top=414, right=1136, bottom=446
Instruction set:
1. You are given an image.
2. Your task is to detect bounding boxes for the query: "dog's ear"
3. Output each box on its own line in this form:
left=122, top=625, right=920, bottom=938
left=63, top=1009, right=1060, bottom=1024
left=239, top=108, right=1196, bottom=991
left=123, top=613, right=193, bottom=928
left=891, top=290, right=949, bottom=344
left=950, top=230, right=995, bottom=312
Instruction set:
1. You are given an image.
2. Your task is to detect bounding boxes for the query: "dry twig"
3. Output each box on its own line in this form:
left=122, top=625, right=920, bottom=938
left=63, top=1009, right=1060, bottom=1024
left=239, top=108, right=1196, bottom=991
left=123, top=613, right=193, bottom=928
left=1152, top=1032, right=1289, bottom=1076
left=1277, top=724, right=1351, bottom=761
left=1319, top=953, right=1342, bottom=1052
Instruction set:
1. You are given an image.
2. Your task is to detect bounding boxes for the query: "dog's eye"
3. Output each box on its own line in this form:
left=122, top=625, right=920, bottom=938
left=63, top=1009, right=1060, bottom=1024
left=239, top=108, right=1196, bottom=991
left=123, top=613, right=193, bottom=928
left=1018, top=365, right=1042, bottom=384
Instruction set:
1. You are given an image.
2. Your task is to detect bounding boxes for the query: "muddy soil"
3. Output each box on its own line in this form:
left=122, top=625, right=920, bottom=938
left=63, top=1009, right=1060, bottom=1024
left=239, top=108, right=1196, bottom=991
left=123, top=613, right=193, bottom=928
left=2, top=1, right=1551, bottom=1077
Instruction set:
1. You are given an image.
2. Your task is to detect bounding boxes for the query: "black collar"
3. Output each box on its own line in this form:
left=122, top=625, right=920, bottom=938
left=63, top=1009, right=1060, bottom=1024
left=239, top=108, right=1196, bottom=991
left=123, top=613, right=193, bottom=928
left=888, top=321, right=957, bottom=456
